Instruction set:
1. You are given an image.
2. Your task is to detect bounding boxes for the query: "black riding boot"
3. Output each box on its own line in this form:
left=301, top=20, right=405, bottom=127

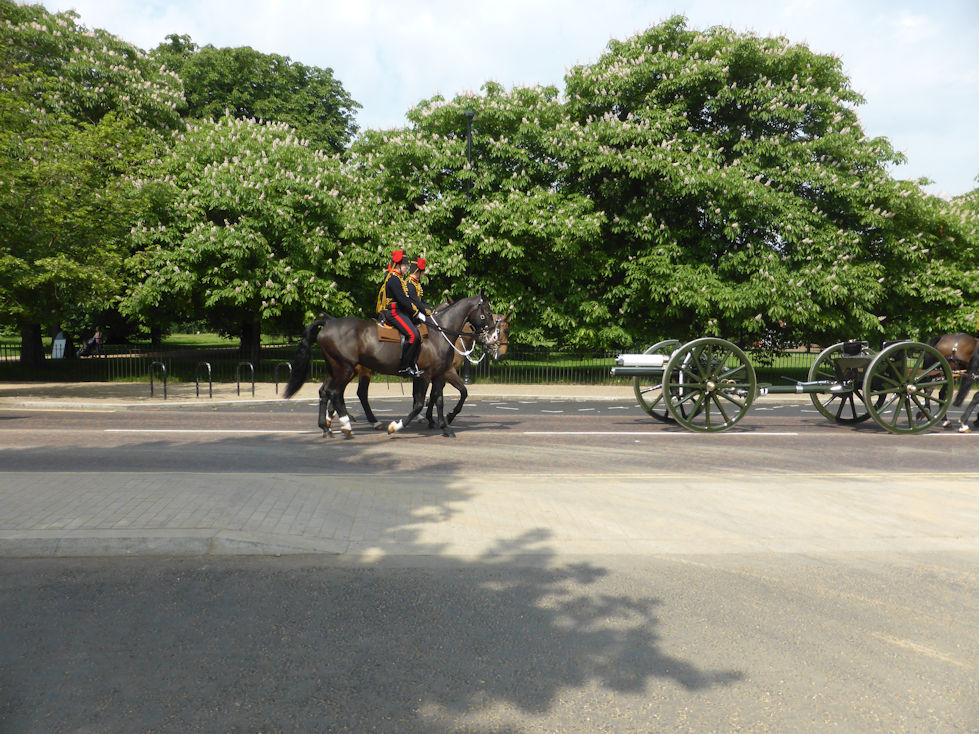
left=398, top=340, right=421, bottom=377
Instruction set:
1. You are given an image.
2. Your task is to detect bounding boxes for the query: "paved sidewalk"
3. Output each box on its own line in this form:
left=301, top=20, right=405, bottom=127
left=0, top=380, right=888, bottom=560
left=2, top=469, right=977, bottom=559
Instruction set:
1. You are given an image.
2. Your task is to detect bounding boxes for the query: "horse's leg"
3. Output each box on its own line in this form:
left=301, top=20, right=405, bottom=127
left=421, top=379, right=440, bottom=427
left=355, top=368, right=382, bottom=428
left=325, top=367, right=356, bottom=438
left=387, top=377, right=429, bottom=435
left=444, top=368, right=468, bottom=424
left=431, top=378, right=454, bottom=437
left=959, top=391, right=979, bottom=433
left=318, top=382, right=335, bottom=438
left=952, top=368, right=978, bottom=431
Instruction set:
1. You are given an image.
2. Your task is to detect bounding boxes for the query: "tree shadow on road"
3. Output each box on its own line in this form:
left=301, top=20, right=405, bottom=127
left=0, top=537, right=744, bottom=732
left=0, top=417, right=746, bottom=731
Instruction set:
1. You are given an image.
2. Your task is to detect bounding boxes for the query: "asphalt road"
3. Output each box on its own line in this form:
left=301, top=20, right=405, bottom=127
left=1, top=397, right=977, bottom=475
left=1, top=399, right=977, bottom=731
left=2, top=553, right=977, bottom=732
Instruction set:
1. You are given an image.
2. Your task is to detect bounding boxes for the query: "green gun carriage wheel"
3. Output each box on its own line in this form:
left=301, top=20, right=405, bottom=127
left=663, top=337, right=756, bottom=432
left=633, top=339, right=680, bottom=422
left=862, top=341, right=953, bottom=434
left=807, top=342, right=880, bottom=424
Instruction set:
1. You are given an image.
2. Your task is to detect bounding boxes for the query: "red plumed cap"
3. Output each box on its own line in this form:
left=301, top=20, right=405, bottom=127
left=391, top=249, right=405, bottom=263
left=414, top=257, right=426, bottom=271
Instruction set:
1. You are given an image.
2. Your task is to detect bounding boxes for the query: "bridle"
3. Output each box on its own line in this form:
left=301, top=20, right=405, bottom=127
left=429, top=297, right=495, bottom=364
left=491, top=313, right=509, bottom=349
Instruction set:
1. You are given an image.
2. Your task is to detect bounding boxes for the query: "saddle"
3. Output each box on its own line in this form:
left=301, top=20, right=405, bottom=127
left=377, top=323, right=428, bottom=343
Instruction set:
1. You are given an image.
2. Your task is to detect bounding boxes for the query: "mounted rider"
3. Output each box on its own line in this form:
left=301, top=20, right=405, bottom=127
left=407, top=257, right=434, bottom=318
left=376, top=249, right=425, bottom=377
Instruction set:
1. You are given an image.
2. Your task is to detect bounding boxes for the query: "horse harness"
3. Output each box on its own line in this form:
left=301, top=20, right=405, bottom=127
left=946, top=334, right=974, bottom=373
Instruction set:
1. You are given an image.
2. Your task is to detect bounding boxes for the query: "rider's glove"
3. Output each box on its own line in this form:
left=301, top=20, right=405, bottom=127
left=417, top=312, right=427, bottom=323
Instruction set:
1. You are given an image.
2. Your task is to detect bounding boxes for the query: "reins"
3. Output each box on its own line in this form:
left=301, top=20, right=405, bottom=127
left=428, top=300, right=491, bottom=364
left=429, top=315, right=486, bottom=363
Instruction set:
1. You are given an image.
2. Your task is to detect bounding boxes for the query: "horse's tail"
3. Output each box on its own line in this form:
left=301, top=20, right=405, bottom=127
left=283, top=316, right=328, bottom=399
left=953, top=348, right=979, bottom=407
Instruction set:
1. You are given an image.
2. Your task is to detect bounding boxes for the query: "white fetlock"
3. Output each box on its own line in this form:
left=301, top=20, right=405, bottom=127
left=339, top=414, right=353, bottom=437
left=958, top=423, right=972, bottom=434
left=387, top=419, right=404, bottom=435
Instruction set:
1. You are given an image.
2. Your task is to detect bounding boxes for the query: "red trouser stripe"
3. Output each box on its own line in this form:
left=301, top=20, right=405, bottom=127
left=390, top=304, right=416, bottom=343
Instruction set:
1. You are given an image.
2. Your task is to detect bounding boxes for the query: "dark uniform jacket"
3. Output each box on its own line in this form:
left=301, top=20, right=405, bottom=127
left=406, top=275, right=433, bottom=319
left=376, top=268, right=419, bottom=320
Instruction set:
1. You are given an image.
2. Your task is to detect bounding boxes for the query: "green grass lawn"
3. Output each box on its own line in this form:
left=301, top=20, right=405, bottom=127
left=0, top=331, right=292, bottom=350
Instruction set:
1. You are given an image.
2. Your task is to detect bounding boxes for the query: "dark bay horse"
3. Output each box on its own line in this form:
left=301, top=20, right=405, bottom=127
left=282, top=293, right=497, bottom=437
left=355, top=309, right=512, bottom=429
left=929, top=332, right=979, bottom=432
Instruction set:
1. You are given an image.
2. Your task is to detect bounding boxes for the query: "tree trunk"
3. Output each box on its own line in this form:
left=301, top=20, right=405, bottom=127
left=19, top=321, right=44, bottom=368
left=240, top=318, right=261, bottom=366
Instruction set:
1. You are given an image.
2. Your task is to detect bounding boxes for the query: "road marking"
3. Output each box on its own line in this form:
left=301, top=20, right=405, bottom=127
left=494, top=406, right=519, bottom=411
left=104, top=429, right=318, bottom=434
left=871, top=632, right=973, bottom=669
left=523, top=431, right=800, bottom=436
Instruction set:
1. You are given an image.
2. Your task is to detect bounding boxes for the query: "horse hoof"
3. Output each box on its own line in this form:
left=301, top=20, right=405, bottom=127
left=442, top=428, right=455, bottom=438
left=387, top=420, right=404, bottom=435
left=958, top=424, right=972, bottom=434
left=338, top=415, right=353, bottom=437
left=369, top=421, right=384, bottom=431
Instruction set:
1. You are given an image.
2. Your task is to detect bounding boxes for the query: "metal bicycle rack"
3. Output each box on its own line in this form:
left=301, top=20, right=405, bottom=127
left=149, top=361, right=167, bottom=399
left=195, top=361, right=213, bottom=398
left=274, top=361, right=292, bottom=395
left=237, top=361, right=255, bottom=397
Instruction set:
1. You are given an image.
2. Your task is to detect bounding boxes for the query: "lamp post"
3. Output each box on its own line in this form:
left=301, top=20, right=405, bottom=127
left=463, top=110, right=475, bottom=384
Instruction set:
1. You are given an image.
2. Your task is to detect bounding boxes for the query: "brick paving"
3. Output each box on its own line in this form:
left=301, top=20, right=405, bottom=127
left=3, top=382, right=975, bottom=559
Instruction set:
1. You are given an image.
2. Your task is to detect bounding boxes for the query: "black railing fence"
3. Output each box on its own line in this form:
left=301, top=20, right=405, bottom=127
left=0, top=342, right=819, bottom=385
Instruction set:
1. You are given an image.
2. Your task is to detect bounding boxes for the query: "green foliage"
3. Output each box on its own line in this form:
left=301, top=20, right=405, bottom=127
left=561, top=16, right=978, bottom=345
left=346, top=82, right=608, bottom=347
left=342, top=16, right=978, bottom=348
left=151, top=34, right=360, bottom=152
left=0, top=0, right=183, bottom=361
left=2, top=6, right=975, bottom=360
left=120, top=115, right=354, bottom=336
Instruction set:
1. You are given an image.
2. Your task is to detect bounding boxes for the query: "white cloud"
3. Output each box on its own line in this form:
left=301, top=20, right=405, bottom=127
left=37, top=0, right=979, bottom=196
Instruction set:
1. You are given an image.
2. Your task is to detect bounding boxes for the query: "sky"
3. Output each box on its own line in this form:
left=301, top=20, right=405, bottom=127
left=38, top=0, right=979, bottom=198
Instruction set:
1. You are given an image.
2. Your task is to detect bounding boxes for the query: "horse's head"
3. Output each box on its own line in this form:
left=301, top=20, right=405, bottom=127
left=485, top=309, right=513, bottom=359
left=465, top=291, right=497, bottom=349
